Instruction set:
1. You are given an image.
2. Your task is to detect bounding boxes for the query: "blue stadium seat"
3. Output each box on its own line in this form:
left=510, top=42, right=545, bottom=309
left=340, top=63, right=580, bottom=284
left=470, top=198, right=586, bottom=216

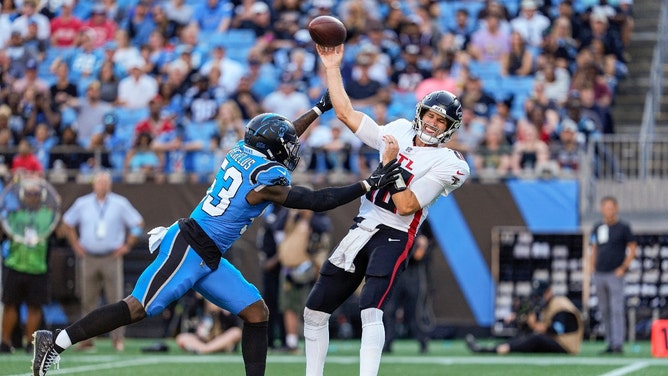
left=499, top=76, right=536, bottom=119
left=113, top=107, right=149, bottom=137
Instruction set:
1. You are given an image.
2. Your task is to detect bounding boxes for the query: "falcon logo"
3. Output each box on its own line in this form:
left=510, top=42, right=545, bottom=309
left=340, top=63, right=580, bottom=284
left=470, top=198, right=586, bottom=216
left=453, top=150, right=465, bottom=161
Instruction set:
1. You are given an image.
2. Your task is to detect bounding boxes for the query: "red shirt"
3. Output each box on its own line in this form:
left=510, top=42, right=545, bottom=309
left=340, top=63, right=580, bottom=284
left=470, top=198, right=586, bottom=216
left=134, top=117, right=176, bottom=138
left=51, top=16, right=84, bottom=47
left=83, top=20, right=117, bottom=48
left=11, top=154, right=44, bottom=174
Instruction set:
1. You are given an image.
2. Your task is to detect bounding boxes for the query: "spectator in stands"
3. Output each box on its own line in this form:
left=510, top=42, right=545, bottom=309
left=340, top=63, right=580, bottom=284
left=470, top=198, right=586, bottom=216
left=468, top=10, right=510, bottom=63
left=534, top=57, right=571, bottom=107
left=121, top=0, right=155, bottom=47
left=549, top=120, right=583, bottom=177
left=510, top=0, right=551, bottom=49
left=22, top=88, right=61, bottom=139
left=347, top=52, right=389, bottom=109
left=571, top=62, right=612, bottom=109
left=97, top=60, right=120, bottom=104
left=541, top=16, right=579, bottom=70
left=99, top=0, right=126, bottom=25
left=232, top=0, right=273, bottom=38
left=510, top=121, right=551, bottom=177
left=50, top=61, right=77, bottom=112
left=446, top=8, right=474, bottom=52
left=0, top=2, right=16, bottom=49
left=262, top=74, right=311, bottom=121
left=12, top=58, right=48, bottom=96
left=191, top=0, right=233, bottom=33
left=473, top=124, right=512, bottom=180
left=4, top=92, right=25, bottom=142
left=199, top=43, right=245, bottom=99
left=459, top=74, right=496, bottom=119
left=124, top=131, right=162, bottom=183
left=580, top=85, right=614, bottom=135
left=5, top=31, right=38, bottom=80
left=49, top=0, right=83, bottom=48
left=134, top=94, right=176, bottom=144
left=215, top=101, right=245, bottom=155
left=555, top=0, right=584, bottom=42
left=83, top=4, right=117, bottom=49
left=447, top=105, right=486, bottom=162
left=29, top=123, right=58, bottom=170
left=23, top=19, right=48, bottom=62
left=361, top=19, right=400, bottom=68
left=391, top=44, right=431, bottom=93
left=501, top=31, right=534, bottom=77
left=11, top=0, right=50, bottom=41
left=229, top=75, right=263, bottom=122
left=117, top=58, right=158, bottom=109
left=88, top=112, right=123, bottom=172
left=68, top=80, right=113, bottom=147
left=580, top=11, right=626, bottom=65
left=617, top=0, right=635, bottom=49
left=151, top=3, right=179, bottom=42
left=11, top=138, right=43, bottom=177
left=60, top=30, right=104, bottom=83
left=164, top=0, right=194, bottom=30
left=112, top=29, right=142, bottom=74
left=415, top=62, right=459, bottom=101
left=495, top=97, right=518, bottom=144
left=183, top=73, right=223, bottom=124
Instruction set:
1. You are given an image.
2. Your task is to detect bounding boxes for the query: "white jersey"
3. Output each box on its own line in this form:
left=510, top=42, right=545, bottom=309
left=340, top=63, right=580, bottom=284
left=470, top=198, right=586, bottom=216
left=355, top=115, right=470, bottom=235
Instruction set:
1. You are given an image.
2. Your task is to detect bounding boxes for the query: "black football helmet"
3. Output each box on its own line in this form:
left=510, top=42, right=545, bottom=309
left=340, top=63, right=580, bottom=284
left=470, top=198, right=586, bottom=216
left=413, top=90, right=463, bottom=144
left=244, top=113, right=301, bottom=171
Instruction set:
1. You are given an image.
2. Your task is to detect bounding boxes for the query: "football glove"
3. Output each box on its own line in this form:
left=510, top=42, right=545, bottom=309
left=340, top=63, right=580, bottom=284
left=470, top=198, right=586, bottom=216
left=363, top=159, right=402, bottom=192
left=314, top=89, right=333, bottom=114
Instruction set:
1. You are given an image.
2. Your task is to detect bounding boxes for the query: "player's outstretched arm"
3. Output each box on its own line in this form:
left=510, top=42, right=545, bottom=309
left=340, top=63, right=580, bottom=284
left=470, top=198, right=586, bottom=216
left=252, top=160, right=402, bottom=212
left=293, top=90, right=333, bottom=137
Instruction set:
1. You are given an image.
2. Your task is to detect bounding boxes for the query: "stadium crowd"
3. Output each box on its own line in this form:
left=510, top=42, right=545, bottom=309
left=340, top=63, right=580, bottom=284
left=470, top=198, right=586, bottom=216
left=0, top=0, right=634, bottom=184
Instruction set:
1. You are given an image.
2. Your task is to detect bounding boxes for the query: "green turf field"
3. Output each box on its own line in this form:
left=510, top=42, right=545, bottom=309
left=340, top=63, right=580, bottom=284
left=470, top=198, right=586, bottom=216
left=1, top=338, right=667, bottom=376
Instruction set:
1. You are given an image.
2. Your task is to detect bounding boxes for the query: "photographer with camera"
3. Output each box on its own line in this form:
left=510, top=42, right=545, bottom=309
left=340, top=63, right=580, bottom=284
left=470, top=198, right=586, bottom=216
left=466, top=280, right=583, bottom=355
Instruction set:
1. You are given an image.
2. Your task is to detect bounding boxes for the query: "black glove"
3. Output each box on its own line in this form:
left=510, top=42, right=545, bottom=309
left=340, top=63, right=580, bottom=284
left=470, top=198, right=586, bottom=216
left=363, top=159, right=402, bottom=192
left=314, top=89, right=332, bottom=114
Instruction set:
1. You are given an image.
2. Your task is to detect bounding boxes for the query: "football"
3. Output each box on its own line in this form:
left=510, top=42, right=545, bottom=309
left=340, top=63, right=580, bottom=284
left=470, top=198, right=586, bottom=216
left=308, top=15, right=347, bottom=47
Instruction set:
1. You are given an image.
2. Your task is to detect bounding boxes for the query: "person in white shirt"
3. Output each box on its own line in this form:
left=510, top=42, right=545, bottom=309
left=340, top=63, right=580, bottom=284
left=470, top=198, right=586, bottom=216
left=510, top=0, right=551, bottom=48
left=11, top=0, right=50, bottom=41
left=117, top=59, right=158, bottom=109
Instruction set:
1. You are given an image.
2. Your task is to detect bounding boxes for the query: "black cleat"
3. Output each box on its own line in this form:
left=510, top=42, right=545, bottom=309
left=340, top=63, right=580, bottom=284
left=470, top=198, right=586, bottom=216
left=31, top=330, right=60, bottom=376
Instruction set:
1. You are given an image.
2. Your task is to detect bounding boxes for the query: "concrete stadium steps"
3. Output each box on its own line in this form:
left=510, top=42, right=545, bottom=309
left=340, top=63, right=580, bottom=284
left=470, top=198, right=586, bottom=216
left=612, top=1, right=665, bottom=134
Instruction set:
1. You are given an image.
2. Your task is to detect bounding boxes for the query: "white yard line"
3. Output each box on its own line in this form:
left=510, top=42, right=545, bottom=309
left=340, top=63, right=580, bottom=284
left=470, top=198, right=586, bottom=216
left=5, top=355, right=668, bottom=376
left=597, top=361, right=652, bottom=376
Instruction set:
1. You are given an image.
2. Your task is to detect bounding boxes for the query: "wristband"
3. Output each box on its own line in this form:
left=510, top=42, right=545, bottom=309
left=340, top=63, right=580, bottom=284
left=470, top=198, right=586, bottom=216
left=361, top=180, right=371, bottom=192
left=312, top=106, right=322, bottom=116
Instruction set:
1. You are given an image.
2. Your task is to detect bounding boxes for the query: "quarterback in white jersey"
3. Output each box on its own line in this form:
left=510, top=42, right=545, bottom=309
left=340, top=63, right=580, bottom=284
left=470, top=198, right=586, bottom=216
left=304, top=42, right=470, bottom=376
left=355, top=114, right=469, bottom=234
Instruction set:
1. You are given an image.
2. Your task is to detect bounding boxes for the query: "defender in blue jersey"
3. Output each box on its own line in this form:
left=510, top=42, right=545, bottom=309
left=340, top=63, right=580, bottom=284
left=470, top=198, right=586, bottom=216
left=31, top=97, right=403, bottom=376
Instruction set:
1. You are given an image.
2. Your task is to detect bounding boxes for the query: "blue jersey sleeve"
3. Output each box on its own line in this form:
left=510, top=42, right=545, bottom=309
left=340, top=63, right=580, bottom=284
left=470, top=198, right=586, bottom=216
left=251, top=162, right=292, bottom=188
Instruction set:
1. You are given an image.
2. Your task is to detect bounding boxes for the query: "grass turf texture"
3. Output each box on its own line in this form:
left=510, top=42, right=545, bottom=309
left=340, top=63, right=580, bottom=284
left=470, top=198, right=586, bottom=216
left=1, top=338, right=667, bottom=376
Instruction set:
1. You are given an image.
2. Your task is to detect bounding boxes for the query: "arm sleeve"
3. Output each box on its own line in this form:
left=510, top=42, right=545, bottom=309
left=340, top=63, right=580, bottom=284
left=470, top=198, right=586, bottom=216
left=283, top=184, right=366, bottom=212
left=354, top=114, right=385, bottom=149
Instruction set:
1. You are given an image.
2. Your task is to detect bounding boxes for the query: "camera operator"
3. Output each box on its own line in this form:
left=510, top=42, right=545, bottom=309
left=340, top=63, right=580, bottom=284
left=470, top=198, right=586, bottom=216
left=466, top=280, right=583, bottom=355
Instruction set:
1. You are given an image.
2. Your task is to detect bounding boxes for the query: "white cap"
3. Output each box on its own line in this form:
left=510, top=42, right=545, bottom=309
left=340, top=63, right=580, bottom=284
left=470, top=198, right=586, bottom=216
left=251, top=1, right=269, bottom=14
left=521, top=0, right=538, bottom=10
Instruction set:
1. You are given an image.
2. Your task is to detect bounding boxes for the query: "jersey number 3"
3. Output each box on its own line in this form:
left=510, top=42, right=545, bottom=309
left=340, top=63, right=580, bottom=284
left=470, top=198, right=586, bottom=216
left=201, top=159, right=243, bottom=216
